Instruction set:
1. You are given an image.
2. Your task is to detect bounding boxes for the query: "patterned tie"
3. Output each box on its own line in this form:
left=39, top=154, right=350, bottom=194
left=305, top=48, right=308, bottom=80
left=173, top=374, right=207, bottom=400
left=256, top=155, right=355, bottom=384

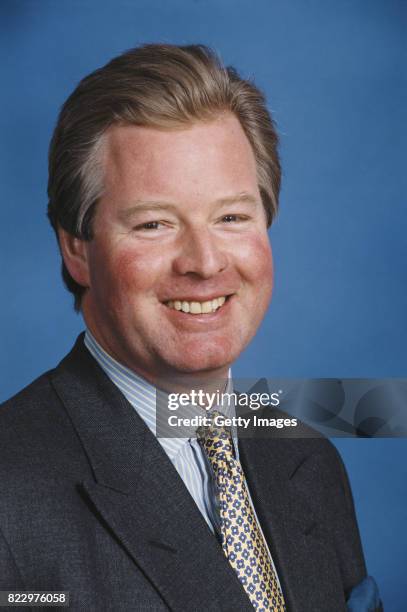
left=198, top=412, right=286, bottom=612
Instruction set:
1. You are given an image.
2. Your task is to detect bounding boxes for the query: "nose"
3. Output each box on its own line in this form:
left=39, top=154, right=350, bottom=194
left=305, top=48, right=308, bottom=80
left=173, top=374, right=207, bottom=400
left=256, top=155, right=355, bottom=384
left=172, top=227, right=228, bottom=279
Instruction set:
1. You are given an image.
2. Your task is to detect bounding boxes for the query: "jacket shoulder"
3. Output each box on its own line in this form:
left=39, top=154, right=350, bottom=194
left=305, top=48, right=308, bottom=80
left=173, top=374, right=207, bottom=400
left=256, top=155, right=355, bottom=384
left=0, top=370, right=57, bottom=431
left=0, top=365, right=86, bottom=488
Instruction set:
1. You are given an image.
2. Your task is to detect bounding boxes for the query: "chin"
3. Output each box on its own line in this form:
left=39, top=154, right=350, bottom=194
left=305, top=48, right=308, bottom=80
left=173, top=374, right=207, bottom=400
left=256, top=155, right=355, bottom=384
left=164, top=341, right=241, bottom=377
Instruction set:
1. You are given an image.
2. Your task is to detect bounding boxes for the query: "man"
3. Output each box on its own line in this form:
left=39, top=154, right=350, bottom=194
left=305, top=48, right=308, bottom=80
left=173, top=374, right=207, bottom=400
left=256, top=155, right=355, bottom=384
left=0, top=44, right=381, bottom=611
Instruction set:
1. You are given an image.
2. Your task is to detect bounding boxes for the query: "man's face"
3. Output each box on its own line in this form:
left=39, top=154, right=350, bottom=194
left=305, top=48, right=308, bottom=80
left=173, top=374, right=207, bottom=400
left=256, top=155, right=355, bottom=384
left=79, top=113, right=273, bottom=382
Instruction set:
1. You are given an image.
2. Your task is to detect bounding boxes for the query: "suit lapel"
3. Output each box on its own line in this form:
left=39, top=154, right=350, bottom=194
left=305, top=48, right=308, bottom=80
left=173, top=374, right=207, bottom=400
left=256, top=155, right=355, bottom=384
left=51, top=336, right=252, bottom=611
left=239, top=436, right=347, bottom=612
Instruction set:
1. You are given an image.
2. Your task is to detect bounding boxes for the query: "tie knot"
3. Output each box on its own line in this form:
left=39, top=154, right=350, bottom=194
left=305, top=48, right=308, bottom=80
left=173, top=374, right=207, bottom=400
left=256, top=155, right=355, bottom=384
left=197, top=410, right=234, bottom=464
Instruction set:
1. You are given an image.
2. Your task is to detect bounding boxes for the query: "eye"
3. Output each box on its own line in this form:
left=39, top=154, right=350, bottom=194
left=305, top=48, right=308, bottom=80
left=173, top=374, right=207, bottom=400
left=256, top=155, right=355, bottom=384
left=133, top=221, right=162, bottom=231
left=221, top=214, right=249, bottom=223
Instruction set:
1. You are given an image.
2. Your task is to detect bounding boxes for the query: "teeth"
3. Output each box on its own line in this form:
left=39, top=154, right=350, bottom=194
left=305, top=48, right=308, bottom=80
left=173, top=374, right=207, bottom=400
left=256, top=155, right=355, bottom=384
left=201, top=301, right=212, bottom=314
left=190, top=302, right=202, bottom=314
left=166, top=296, right=229, bottom=314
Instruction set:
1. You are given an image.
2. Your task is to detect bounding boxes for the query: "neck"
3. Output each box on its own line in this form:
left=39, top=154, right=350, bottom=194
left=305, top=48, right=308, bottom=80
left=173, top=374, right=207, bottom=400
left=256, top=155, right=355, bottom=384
left=84, top=325, right=230, bottom=400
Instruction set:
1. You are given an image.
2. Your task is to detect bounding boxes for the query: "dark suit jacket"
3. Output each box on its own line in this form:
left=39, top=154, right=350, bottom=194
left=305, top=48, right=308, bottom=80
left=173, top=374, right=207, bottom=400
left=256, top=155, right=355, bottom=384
left=0, top=335, right=368, bottom=611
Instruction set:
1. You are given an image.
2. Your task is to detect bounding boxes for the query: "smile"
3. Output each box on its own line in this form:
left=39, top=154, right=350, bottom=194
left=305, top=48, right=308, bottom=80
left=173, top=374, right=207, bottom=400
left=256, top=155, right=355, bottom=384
left=165, top=296, right=228, bottom=315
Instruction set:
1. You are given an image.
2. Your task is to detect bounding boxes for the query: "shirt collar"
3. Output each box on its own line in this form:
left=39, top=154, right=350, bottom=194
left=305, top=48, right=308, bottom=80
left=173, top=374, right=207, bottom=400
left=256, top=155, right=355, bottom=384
left=84, top=329, right=236, bottom=461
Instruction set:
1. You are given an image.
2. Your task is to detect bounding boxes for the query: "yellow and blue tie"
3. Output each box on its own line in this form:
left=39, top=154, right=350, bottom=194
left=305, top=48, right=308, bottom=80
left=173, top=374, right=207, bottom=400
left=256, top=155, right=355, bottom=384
left=198, top=413, right=286, bottom=611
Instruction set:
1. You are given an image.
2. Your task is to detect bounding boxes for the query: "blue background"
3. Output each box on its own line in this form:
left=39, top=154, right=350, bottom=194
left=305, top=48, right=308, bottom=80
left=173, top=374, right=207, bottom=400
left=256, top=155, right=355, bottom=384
left=1, top=0, right=406, bottom=608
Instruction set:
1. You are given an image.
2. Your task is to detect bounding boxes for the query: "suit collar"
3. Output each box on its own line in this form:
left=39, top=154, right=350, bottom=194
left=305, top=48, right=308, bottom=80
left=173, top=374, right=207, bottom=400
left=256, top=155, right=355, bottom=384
left=50, top=334, right=253, bottom=611
left=239, top=436, right=347, bottom=611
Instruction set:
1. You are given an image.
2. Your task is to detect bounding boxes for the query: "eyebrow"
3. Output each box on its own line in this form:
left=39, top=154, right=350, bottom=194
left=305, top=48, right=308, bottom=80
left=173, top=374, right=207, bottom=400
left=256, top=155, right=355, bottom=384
left=118, top=192, right=259, bottom=221
left=118, top=201, right=177, bottom=221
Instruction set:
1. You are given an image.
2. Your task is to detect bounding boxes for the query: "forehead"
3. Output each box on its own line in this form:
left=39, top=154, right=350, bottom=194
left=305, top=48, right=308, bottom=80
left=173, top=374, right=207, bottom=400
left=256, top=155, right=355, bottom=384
left=100, top=113, right=259, bottom=204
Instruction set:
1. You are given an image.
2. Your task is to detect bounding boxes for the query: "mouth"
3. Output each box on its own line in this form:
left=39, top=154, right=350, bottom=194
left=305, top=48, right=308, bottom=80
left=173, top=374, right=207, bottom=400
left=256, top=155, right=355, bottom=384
left=163, top=295, right=231, bottom=315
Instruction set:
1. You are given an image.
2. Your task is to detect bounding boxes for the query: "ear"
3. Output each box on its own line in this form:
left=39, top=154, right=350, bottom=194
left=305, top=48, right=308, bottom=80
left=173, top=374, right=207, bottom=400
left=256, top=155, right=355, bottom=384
left=58, top=227, right=90, bottom=288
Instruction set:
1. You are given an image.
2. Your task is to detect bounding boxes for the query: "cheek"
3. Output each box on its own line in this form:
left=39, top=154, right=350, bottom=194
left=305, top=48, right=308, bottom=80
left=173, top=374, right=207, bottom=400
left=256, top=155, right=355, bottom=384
left=239, top=233, right=273, bottom=288
left=97, top=242, right=170, bottom=298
